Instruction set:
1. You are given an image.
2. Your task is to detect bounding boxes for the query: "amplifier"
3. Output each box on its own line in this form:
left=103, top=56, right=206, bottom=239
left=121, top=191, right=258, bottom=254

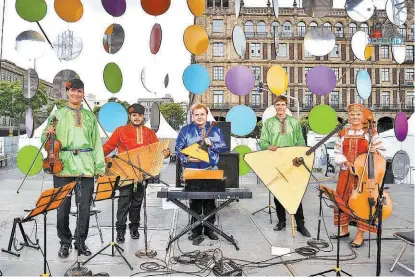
left=184, top=179, right=225, bottom=192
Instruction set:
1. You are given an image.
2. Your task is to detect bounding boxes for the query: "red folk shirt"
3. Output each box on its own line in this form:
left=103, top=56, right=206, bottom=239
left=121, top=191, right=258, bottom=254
left=103, top=124, right=158, bottom=156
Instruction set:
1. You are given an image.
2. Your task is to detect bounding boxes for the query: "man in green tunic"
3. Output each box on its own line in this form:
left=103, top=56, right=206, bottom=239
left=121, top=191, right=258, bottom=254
left=41, top=79, right=105, bottom=258
left=259, top=95, right=311, bottom=237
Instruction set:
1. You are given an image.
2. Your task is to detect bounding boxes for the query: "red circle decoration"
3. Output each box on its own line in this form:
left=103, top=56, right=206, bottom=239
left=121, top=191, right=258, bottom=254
left=150, top=23, right=162, bottom=54
left=141, top=0, right=170, bottom=16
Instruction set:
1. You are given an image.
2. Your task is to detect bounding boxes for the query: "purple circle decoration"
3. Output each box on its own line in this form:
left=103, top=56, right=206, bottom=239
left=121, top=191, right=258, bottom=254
left=306, top=65, right=336, bottom=96
left=101, top=0, right=126, bottom=17
left=394, top=112, right=408, bottom=142
left=225, top=65, right=255, bottom=96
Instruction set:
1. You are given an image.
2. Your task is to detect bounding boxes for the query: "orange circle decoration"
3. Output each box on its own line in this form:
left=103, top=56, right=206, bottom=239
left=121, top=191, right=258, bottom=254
left=187, top=0, right=205, bottom=16
left=183, top=25, right=209, bottom=55
left=141, top=0, right=171, bottom=16
left=54, top=0, right=83, bottom=23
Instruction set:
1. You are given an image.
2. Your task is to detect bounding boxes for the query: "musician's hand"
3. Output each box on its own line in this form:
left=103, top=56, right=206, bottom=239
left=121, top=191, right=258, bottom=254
left=268, top=146, right=278, bottom=151
left=369, top=146, right=377, bottom=153
left=46, top=125, right=56, bottom=135
left=163, top=149, right=171, bottom=158
left=204, top=138, right=212, bottom=146
left=188, top=157, right=201, bottom=163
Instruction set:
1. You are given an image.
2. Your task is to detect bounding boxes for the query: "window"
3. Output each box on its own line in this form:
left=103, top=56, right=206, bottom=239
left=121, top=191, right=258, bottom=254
left=7, top=75, right=11, bottom=82
left=399, top=25, right=406, bottom=38
left=323, top=22, right=331, bottom=31
left=349, top=23, right=357, bottom=36
left=405, top=68, right=414, bottom=80
left=304, top=49, right=312, bottom=57
left=213, top=20, right=224, bottom=33
left=309, top=22, right=318, bottom=30
left=283, top=22, right=292, bottom=37
left=406, top=91, right=414, bottom=107
left=244, top=21, right=254, bottom=38
left=207, top=0, right=213, bottom=7
left=213, top=66, right=224, bottom=80
left=297, top=22, right=306, bottom=37
left=406, top=46, right=414, bottom=61
left=252, top=66, right=261, bottom=81
left=252, top=93, right=261, bottom=107
left=333, top=67, right=340, bottom=80
left=271, top=21, right=280, bottom=35
left=411, top=24, right=414, bottom=40
left=213, top=42, right=224, bottom=56
left=257, top=21, right=267, bottom=37
left=215, top=0, right=221, bottom=7
left=335, top=23, right=343, bottom=37
left=305, top=67, right=312, bottom=78
left=1, top=73, right=4, bottom=81
left=381, top=45, right=389, bottom=59
left=2, top=118, right=6, bottom=125
left=331, top=91, right=339, bottom=108
left=305, top=91, right=313, bottom=107
left=278, top=43, right=287, bottom=57
left=251, top=43, right=261, bottom=57
left=361, top=23, right=369, bottom=33
left=381, top=91, right=390, bottom=106
left=222, top=0, right=229, bottom=7
left=330, top=44, right=339, bottom=57
left=381, top=68, right=390, bottom=81
left=213, top=90, right=224, bottom=108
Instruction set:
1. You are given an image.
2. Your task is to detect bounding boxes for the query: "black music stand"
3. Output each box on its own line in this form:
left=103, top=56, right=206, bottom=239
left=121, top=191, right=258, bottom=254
left=310, top=185, right=354, bottom=277
left=1, top=217, right=40, bottom=257
left=251, top=190, right=276, bottom=224
left=22, top=180, right=76, bottom=277
left=83, top=176, right=133, bottom=270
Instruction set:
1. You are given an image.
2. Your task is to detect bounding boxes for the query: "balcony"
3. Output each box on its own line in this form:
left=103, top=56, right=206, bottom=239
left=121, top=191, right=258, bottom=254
left=402, top=81, right=414, bottom=87
left=372, top=104, right=414, bottom=111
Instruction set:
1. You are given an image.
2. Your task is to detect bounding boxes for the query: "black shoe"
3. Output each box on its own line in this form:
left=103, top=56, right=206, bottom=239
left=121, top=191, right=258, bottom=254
left=116, top=231, right=125, bottom=243
left=74, top=243, right=92, bottom=256
left=58, top=244, right=71, bottom=258
left=350, top=240, right=364, bottom=248
left=204, top=231, right=219, bottom=240
left=273, top=221, right=286, bottom=231
left=297, top=226, right=311, bottom=237
left=188, top=232, right=202, bottom=240
left=130, top=229, right=140, bottom=239
left=329, top=233, right=350, bottom=240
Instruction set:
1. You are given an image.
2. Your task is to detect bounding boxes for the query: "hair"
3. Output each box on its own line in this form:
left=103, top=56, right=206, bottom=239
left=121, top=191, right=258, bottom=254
left=191, top=103, right=209, bottom=114
left=274, top=95, right=288, bottom=104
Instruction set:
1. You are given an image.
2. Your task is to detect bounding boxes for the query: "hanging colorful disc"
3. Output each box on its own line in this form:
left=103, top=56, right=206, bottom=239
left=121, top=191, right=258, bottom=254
left=356, top=69, right=372, bottom=100
left=16, top=0, right=47, bottom=22
left=267, top=65, right=288, bottom=96
left=25, top=107, right=34, bottom=138
left=17, top=146, right=44, bottom=176
left=225, top=65, right=255, bottom=96
left=183, top=25, right=209, bottom=55
left=233, top=145, right=252, bottom=176
left=101, top=0, right=126, bottom=17
left=141, top=0, right=171, bottom=16
left=54, top=0, right=83, bottom=23
left=22, top=68, right=39, bottom=99
left=103, top=63, right=123, bottom=93
left=226, top=105, right=257, bottom=136
left=394, top=112, right=408, bottom=142
left=183, top=64, right=210, bottom=95
left=103, top=24, right=125, bottom=54
left=309, top=105, right=338, bottom=135
left=150, top=23, right=162, bottom=54
left=306, top=65, right=336, bottom=96
left=187, top=0, right=205, bottom=16
left=98, top=102, right=128, bottom=133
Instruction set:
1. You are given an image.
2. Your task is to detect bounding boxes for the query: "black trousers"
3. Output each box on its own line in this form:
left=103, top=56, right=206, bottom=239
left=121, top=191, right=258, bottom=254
left=116, top=182, right=144, bottom=233
left=53, top=176, right=94, bottom=246
left=274, top=197, right=305, bottom=227
left=189, top=199, right=216, bottom=234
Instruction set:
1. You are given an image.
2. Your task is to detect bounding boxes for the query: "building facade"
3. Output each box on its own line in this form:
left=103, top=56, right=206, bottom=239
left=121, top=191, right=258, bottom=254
left=137, top=94, right=174, bottom=120
left=0, top=59, right=53, bottom=136
left=193, top=0, right=414, bottom=133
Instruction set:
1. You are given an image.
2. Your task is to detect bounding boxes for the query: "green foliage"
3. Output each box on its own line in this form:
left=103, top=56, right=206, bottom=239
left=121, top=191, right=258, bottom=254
left=159, top=102, right=186, bottom=130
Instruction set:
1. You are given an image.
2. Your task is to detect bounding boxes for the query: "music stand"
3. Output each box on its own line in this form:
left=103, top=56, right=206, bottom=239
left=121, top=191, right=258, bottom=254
left=22, top=180, right=76, bottom=277
left=83, top=176, right=134, bottom=270
left=310, top=185, right=354, bottom=277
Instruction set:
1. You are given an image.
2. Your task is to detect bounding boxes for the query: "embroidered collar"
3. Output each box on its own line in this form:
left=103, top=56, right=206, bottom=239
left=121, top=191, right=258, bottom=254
left=67, top=105, right=83, bottom=111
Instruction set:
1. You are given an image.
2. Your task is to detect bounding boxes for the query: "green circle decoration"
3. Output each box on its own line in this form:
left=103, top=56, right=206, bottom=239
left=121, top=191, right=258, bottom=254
left=309, top=105, right=338, bottom=135
left=103, top=62, right=123, bottom=93
left=16, top=0, right=47, bottom=22
left=17, top=146, right=44, bottom=176
left=233, top=145, right=252, bottom=176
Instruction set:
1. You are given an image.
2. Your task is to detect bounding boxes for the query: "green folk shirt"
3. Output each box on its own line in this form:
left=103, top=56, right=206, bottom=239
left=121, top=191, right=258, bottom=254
left=41, top=106, right=106, bottom=177
left=259, top=115, right=305, bottom=150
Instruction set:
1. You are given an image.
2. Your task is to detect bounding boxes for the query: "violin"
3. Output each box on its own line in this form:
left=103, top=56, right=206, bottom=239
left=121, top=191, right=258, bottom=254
left=348, top=117, right=393, bottom=220
left=43, top=117, right=64, bottom=174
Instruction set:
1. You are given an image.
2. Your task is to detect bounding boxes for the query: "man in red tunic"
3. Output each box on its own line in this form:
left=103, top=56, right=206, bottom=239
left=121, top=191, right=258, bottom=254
left=103, top=103, right=170, bottom=243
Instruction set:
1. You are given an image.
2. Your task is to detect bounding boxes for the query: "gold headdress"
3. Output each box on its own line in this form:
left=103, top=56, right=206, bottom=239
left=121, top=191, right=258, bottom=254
left=347, top=103, right=365, bottom=113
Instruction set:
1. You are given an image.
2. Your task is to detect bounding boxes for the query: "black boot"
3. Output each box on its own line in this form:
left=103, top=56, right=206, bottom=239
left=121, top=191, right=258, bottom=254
left=116, top=231, right=125, bottom=243
left=74, top=243, right=92, bottom=256
left=130, top=229, right=140, bottom=239
left=273, top=221, right=286, bottom=231
left=58, top=244, right=72, bottom=258
left=204, top=230, right=218, bottom=240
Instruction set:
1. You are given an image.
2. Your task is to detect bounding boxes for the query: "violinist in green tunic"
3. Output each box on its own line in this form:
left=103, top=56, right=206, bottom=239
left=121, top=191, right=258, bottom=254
left=41, top=79, right=105, bottom=258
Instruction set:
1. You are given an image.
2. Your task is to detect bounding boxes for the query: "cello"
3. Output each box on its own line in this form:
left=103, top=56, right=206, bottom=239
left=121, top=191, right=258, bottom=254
left=42, top=116, right=64, bottom=174
left=348, top=117, right=393, bottom=221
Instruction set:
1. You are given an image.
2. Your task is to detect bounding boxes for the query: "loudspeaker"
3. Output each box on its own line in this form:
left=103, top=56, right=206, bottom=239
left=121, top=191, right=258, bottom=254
left=217, top=152, right=239, bottom=188
left=215, top=122, right=231, bottom=152
left=175, top=152, right=239, bottom=188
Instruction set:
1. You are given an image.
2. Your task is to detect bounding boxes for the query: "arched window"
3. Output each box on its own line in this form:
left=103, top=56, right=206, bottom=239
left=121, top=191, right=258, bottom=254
left=335, top=23, right=343, bottom=37
left=361, top=23, right=369, bottom=33
left=309, top=22, right=318, bottom=30
left=257, top=21, right=267, bottom=37
left=244, top=21, right=254, bottom=38
left=283, top=21, right=292, bottom=37
left=349, top=23, right=357, bottom=36
left=298, top=22, right=306, bottom=37
left=271, top=21, right=280, bottom=35
left=323, top=22, right=332, bottom=31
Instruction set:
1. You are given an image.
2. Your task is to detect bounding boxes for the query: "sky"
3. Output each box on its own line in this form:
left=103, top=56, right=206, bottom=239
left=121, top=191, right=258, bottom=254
left=0, top=0, right=387, bottom=105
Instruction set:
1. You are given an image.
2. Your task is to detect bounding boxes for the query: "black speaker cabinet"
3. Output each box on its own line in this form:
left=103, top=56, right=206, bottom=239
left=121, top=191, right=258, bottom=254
left=176, top=152, right=240, bottom=188
left=215, top=122, right=231, bottom=152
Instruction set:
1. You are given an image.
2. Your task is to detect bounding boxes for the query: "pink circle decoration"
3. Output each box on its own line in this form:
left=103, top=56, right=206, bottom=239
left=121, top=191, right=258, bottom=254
left=225, top=65, right=255, bottom=96
left=150, top=23, right=162, bottom=54
left=306, top=65, right=336, bottom=96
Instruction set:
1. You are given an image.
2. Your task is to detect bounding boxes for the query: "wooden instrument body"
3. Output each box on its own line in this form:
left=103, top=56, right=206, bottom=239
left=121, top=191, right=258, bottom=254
left=180, top=142, right=209, bottom=163
left=43, top=117, right=64, bottom=174
left=183, top=169, right=224, bottom=180
left=244, top=146, right=314, bottom=214
left=349, top=152, right=393, bottom=220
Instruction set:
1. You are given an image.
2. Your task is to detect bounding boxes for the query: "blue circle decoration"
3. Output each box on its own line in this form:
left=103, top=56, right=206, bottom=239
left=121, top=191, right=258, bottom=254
left=226, top=105, right=257, bottom=136
left=98, top=102, right=128, bottom=133
left=183, top=64, right=210, bottom=95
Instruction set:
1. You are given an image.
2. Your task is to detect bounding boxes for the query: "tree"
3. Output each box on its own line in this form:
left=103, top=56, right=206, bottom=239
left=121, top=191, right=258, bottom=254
left=159, top=102, right=186, bottom=130
left=0, top=81, right=48, bottom=135
left=47, top=98, right=67, bottom=114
